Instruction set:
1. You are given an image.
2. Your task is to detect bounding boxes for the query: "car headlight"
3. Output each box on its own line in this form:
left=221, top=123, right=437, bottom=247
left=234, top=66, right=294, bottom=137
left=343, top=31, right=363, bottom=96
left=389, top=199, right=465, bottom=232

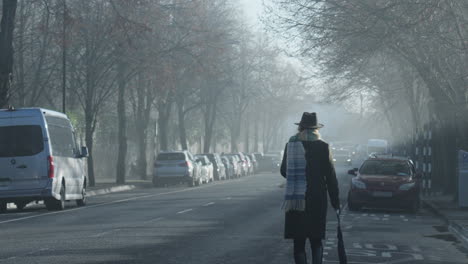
left=333, top=158, right=337, bottom=162
left=351, top=178, right=366, bottom=189
left=347, top=159, right=351, bottom=162
left=399, top=182, right=416, bottom=191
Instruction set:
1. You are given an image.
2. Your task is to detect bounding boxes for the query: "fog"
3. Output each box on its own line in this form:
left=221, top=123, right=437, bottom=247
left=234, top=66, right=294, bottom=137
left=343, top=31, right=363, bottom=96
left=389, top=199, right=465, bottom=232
left=0, top=0, right=466, bottom=196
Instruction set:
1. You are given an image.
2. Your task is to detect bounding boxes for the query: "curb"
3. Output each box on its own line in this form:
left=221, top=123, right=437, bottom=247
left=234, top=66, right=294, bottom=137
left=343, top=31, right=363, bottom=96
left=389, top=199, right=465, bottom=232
left=6, top=184, right=137, bottom=209
left=87, top=185, right=136, bottom=197
left=423, top=200, right=468, bottom=247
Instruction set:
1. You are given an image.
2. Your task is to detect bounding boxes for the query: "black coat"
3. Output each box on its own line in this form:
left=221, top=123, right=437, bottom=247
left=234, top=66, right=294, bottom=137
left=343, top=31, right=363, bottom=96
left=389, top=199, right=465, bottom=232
left=280, top=140, right=340, bottom=240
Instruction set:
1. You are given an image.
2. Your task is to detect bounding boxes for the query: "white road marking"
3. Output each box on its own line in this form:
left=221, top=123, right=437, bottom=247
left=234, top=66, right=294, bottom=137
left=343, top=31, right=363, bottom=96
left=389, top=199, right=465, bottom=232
left=0, top=248, right=49, bottom=262
left=177, top=209, right=193, bottom=214
left=145, top=217, right=164, bottom=223
left=221, top=197, right=232, bottom=200
left=0, top=182, right=228, bottom=225
left=90, top=229, right=121, bottom=238
left=203, top=202, right=215, bottom=206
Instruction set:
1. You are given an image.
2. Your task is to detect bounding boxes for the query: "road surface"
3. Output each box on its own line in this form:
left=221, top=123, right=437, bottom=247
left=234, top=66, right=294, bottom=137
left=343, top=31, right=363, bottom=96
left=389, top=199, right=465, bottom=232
left=0, top=166, right=467, bottom=263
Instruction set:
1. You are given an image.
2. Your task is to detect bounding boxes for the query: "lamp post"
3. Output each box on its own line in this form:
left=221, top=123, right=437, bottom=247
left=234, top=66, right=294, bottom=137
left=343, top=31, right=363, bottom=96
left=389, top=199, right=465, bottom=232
left=62, top=0, right=67, bottom=113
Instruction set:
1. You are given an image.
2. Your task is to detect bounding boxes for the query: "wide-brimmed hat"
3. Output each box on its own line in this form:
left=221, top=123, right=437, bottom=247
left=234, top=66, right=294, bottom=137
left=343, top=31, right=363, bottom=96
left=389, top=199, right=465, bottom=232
left=295, top=112, right=324, bottom=129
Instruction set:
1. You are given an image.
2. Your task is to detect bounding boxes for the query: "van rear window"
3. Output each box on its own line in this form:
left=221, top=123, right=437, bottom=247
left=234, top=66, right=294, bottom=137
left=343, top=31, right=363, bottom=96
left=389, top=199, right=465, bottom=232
left=0, top=125, right=44, bottom=157
left=157, top=153, right=185, bottom=161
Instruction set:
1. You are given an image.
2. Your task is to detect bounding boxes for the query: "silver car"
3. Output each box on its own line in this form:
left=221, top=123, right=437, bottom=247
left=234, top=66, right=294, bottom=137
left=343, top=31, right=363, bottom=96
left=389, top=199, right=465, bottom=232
left=195, top=155, right=214, bottom=183
left=153, top=151, right=201, bottom=187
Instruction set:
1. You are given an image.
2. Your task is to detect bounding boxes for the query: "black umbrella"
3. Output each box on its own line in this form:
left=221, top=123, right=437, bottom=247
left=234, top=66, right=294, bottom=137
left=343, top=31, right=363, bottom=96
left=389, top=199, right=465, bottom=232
left=336, top=211, right=348, bottom=264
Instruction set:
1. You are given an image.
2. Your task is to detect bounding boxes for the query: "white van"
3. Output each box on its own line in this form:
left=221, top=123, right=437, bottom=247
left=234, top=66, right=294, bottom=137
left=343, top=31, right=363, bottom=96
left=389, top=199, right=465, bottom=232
left=0, top=107, right=88, bottom=212
left=367, top=139, right=388, bottom=155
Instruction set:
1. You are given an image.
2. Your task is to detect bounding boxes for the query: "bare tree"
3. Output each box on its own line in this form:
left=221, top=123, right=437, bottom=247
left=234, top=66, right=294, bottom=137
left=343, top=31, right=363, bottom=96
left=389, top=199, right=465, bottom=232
left=0, top=0, right=17, bottom=107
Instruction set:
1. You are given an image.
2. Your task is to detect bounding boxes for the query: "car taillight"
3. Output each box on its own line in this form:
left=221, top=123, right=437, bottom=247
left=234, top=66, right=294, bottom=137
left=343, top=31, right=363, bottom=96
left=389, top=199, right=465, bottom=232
left=47, top=156, right=55, bottom=178
left=179, top=161, right=189, bottom=167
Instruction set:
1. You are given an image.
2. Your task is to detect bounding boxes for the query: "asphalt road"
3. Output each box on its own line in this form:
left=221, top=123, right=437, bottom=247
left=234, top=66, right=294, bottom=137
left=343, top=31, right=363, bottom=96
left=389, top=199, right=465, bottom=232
left=1, top=166, right=467, bottom=264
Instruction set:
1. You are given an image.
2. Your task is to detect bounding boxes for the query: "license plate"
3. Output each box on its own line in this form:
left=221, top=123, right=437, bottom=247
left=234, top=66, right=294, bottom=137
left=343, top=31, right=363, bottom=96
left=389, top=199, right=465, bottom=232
left=372, top=191, right=393, bottom=198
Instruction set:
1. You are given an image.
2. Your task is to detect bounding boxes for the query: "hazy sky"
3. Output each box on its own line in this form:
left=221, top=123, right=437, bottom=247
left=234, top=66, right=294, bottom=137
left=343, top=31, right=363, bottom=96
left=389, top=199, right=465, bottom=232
left=239, top=0, right=264, bottom=26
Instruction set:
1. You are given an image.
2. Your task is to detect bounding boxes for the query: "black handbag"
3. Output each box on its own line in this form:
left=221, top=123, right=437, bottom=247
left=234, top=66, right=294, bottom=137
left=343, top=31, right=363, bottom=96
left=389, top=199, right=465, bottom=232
left=336, top=211, right=348, bottom=264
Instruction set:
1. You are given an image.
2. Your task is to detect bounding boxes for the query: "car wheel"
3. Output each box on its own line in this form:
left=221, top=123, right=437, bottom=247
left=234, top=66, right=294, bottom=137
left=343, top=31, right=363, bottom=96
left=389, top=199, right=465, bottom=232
left=76, top=185, right=86, bottom=207
left=0, top=202, right=7, bottom=213
left=15, top=202, right=28, bottom=211
left=45, top=183, right=66, bottom=211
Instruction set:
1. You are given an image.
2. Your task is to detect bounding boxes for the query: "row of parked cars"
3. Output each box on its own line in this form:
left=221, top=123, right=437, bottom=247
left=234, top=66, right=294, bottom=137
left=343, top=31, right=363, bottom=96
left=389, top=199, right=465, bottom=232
left=152, top=151, right=261, bottom=187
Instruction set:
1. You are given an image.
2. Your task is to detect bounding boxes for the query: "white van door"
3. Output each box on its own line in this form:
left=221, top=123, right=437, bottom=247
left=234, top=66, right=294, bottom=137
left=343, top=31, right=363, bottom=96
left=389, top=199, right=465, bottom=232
left=0, top=119, right=49, bottom=191
left=46, top=117, right=81, bottom=197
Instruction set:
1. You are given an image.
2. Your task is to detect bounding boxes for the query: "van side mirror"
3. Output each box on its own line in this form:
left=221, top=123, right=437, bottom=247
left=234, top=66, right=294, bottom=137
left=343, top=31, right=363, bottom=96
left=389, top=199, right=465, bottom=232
left=81, top=146, right=89, bottom=158
left=348, top=168, right=358, bottom=176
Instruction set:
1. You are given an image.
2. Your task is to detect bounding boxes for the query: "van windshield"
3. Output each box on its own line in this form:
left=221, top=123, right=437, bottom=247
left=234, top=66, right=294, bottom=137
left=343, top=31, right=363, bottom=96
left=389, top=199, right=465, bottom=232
left=0, top=125, right=44, bottom=157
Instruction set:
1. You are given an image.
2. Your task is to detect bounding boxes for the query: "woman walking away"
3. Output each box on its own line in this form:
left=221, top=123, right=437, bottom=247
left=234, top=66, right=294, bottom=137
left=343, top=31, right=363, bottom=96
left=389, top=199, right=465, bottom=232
left=280, top=112, right=340, bottom=264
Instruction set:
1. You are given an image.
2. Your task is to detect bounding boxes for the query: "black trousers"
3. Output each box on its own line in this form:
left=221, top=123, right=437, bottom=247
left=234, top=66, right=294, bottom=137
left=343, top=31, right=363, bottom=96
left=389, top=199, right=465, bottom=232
left=294, top=238, right=323, bottom=264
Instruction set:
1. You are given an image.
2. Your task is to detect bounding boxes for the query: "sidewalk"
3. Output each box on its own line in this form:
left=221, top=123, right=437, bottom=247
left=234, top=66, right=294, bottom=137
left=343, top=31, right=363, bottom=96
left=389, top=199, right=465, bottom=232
left=87, top=178, right=153, bottom=196
left=6, top=179, right=152, bottom=209
left=423, top=195, right=468, bottom=246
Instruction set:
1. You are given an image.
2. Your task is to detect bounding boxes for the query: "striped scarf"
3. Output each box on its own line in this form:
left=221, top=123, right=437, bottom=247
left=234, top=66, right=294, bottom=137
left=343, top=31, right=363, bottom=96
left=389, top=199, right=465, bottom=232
left=282, top=129, right=321, bottom=211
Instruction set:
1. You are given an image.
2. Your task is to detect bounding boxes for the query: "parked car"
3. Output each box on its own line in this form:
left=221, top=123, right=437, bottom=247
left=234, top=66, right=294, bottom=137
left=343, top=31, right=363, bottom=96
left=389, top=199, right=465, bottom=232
left=347, top=156, right=421, bottom=212
left=244, top=155, right=254, bottom=175
left=234, top=152, right=248, bottom=176
left=223, top=154, right=241, bottom=178
left=203, top=153, right=226, bottom=181
left=221, top=156, right=234, bottom=179
left=248, top=153, right=258, bottom=173
left=0, top=107, right=88, bottom=212
left=153, top=151, right=200, bottom=187
left=195, top=155, right=214, bottom=183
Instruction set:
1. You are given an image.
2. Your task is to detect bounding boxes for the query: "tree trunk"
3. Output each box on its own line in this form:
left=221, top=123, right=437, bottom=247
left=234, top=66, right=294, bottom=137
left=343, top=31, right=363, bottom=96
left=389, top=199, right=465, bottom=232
left=85, top=113, right=95, bottom=187
left=0, top=0, right=18, bottom=107
left=203, top=100, right=217, bottom=153
left=254, top=116, right=259, bottom=152
left=116, top=61, right=127, bottom=184
left=158, top=110, right=169, bottom=151
left=177, top=98, right=188, bottom=150
left=135, top=80, right=152, bottom=180
left=244, top=115, right=250, bottom=152
left=16, top=0, right=25, bottom=106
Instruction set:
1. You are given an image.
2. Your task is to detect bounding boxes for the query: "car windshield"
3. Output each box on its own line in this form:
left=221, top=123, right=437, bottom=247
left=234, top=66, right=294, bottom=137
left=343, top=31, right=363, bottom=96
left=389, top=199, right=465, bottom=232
left=360, top=160, right=411, bottom=176
left=0, top=125, right=44, bottom=157
left=157, top=153, right=185, bottom=161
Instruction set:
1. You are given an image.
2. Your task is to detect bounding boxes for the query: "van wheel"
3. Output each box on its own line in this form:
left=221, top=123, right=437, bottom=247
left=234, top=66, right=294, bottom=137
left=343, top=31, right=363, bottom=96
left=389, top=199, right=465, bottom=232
left=45, top=183, right=66, bottom=211
left=15, top=202, right=27, bottom=211
left=76, top=185, right=86, bottom=207
left=0, top=202, right=6, bottom=213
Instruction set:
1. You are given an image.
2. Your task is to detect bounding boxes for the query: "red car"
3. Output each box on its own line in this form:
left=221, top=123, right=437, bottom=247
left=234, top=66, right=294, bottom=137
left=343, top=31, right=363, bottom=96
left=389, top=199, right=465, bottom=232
left=347, top=156, right=421, bottom=212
